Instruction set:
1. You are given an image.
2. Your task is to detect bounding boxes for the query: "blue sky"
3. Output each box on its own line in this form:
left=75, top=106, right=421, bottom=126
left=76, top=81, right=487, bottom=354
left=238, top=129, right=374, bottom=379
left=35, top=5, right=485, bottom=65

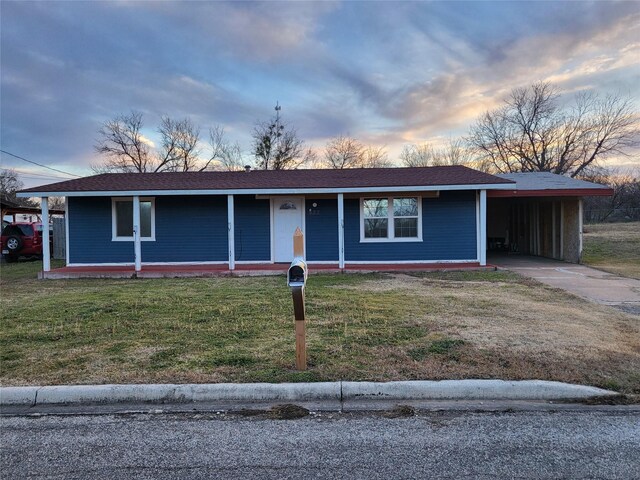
left=1, top=1, right=638, bottom=187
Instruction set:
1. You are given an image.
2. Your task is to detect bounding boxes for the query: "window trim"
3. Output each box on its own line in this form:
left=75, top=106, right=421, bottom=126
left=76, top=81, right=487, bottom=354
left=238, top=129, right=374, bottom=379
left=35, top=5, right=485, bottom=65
left=111, top=197, right=156, bottom=242
left=359, top=196, right=423, bottom=243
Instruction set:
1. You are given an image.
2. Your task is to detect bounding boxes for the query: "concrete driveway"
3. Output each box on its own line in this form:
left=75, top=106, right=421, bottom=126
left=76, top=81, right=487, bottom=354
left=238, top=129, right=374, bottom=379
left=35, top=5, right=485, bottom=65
left=491, top=255, right=640, bottom=315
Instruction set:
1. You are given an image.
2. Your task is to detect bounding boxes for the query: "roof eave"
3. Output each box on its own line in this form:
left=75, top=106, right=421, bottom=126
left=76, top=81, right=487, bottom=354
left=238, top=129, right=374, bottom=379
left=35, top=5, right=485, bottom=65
left=16, top=182, right=516, bottom=198
left=487, top=188, right=614, bottom=198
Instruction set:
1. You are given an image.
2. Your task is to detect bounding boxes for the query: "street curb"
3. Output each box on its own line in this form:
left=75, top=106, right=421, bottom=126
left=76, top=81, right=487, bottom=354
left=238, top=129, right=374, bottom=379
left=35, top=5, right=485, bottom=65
left=0, top=380, right=617, bottom=407
left=340, top=380, right=616, bottom=401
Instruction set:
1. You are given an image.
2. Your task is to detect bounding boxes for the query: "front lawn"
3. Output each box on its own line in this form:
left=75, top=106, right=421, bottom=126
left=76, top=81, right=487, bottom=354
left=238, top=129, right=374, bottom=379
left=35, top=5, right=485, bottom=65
left=1, top=261, right=638, bottom=393
left=583, top=222, right=640, bottom=279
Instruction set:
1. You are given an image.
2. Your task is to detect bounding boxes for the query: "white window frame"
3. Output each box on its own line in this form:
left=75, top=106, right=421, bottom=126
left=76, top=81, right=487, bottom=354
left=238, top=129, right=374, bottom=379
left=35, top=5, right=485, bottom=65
left=360, top=196, right=422, bottom=243
left=111, top=197, right=156, bottom=241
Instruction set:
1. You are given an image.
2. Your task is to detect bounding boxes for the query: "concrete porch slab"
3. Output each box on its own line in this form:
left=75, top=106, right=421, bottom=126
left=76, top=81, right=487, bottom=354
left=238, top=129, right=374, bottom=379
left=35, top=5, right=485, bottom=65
left=39, top=262, right=494, bottom=279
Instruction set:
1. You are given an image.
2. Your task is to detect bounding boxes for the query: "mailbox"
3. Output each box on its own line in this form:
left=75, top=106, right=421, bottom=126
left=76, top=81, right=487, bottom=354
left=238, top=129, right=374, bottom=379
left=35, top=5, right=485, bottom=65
left=288, top=256, right=308, bottom=288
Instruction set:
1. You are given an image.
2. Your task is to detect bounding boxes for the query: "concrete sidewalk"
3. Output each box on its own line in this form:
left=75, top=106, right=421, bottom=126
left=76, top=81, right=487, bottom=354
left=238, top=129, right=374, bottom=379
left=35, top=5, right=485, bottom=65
left=492, top=255, right=640, bottom=314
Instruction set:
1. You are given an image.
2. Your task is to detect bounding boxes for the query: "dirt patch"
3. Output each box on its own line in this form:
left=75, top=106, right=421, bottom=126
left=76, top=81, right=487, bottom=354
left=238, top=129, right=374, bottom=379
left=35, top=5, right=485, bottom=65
left=337, top=273, right=425, bottom=292
left=383, top=405, right=416, bottom=418
left=269, top=404, right=310, bottom=419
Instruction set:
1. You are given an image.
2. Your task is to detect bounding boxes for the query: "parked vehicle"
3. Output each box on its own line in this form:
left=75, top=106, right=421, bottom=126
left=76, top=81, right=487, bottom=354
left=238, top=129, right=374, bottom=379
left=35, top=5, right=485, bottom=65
left=1, top=222, right=52, bottom=262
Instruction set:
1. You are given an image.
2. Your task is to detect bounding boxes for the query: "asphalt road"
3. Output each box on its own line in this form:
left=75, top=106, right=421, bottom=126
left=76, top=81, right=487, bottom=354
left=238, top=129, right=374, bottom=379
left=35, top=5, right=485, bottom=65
left=2, top=409, right=639, bottom=479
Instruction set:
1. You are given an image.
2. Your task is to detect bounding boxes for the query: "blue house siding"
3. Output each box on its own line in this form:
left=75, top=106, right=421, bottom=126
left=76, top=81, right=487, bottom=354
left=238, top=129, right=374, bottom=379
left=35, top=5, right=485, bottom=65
left=344, top=191, right=477, bottom=261
left=69, top=196, right=228, bottom=264
left=68, top=191, right=476, bottom=265
left=68, top=197, right=132, bottom=264
left=234, top=195, right=271, bottom=261
left=142, top=196, right=227, bottom=262
left=305, top=199, right=339, bottom=262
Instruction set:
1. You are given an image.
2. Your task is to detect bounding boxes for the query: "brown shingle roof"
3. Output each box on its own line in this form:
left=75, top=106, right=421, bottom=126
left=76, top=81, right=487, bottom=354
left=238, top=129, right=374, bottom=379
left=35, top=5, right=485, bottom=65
left=20, top=165, right=513, bottom=194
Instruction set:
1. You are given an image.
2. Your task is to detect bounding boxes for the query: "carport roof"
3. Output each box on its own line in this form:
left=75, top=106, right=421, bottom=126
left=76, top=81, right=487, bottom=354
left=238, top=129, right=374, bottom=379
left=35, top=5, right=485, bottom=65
left=489, top=172, right=613, bottom=197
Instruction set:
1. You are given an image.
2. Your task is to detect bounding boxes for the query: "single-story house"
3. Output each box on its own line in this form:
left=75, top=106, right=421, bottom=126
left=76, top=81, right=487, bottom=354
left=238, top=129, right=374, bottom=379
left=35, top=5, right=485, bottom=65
left=17, top=166, right=612, bottom=277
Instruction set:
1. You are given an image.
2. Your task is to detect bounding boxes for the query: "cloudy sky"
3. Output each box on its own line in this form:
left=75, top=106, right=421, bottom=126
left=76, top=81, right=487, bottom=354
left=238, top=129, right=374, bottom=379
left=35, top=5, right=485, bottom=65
left=1, top=1, right=639, bottom=187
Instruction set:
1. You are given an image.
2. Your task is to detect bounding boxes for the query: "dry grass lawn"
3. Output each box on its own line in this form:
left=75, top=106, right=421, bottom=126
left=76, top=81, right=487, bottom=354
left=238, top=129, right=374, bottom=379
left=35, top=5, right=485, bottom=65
left=1, top=261, right=638, bottom=393
left=583, top=222, right=640, bottom=279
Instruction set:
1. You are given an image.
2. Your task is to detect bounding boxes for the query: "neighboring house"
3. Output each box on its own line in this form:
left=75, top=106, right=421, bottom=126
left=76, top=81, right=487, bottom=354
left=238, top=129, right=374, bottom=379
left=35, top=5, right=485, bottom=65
left=17, top=166, right=611, bottom=275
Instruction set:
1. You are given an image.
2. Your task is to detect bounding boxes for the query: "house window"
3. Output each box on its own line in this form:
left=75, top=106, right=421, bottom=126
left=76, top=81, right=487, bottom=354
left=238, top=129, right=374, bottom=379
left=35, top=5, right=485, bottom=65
left=112, top=197, right=155, bottom=241
left=361, top=196, right=422, bottom=242
left=363, top=198, right=389, bottom=238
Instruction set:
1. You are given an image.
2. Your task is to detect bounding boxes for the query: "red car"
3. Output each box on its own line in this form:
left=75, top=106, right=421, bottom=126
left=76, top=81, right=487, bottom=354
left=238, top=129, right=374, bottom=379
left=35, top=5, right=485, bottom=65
left=1, top=222, right=52, bottom=262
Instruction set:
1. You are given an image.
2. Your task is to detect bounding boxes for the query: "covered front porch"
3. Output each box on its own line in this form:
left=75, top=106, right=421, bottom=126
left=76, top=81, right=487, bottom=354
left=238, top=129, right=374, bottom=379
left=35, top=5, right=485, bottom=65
left=39, top=261, right=493, bottom=279
left=34, top=188, right=487, bottom=278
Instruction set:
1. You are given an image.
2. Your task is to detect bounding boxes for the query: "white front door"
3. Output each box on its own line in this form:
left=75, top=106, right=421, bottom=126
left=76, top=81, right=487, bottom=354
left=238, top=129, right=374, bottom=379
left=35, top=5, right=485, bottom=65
left=273, top=197, right=304, bottom=262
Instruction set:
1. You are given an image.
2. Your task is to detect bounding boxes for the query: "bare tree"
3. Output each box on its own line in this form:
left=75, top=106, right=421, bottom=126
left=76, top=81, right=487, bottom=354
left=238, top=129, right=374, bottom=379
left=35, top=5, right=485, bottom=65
left=400, top=139, right=472, bottom=167
left=1, top=169, right=24, bottom=204
left=363, top=145, right=391, bottom=168
left=95, top=112, right=203, bottom=173
left=400, top=143, right=436, bottom=167
left=301, top=147, right=320, bottom=168
left=582, top=166, right=640, bottom=222
left=467, top=82, right=639, bottom=177
left=442, top=139, right=474, bottom=166
left=205, top=125, right=246, bottom=171
left=94, top=111, right=151, bottom=173
left=48, top=196, right=66, bottom=211
left=155, top=116, right=201, bottom=172
left=323, top=136, right=390, bottom=169
left=252, top=103, right=305, bottom=170
left=0, top=169, right=41, bottom=208
left=323, top=135, right=364, bottom=169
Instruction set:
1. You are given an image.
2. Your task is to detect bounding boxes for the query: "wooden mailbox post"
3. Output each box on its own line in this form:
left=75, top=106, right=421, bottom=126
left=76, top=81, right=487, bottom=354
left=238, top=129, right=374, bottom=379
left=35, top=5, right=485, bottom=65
left=287, top=227, right=307, bottom=371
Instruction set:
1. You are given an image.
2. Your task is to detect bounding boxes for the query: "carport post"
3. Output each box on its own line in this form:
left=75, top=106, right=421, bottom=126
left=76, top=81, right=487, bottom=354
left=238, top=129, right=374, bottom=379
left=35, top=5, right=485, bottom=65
left=337, top=193, right=345, bottom=269
left=228, top=194, right=235, bottom=270
left=133, top=196, right=141, bottom=272
left=41, top=197, right=50, bottom=272
left=479, top=190, right=487, bottom=266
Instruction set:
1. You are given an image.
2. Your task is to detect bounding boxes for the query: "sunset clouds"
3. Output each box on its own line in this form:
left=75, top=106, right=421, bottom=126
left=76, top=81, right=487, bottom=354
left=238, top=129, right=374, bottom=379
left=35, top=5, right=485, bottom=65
left=1, top=1, right=638, bottom=185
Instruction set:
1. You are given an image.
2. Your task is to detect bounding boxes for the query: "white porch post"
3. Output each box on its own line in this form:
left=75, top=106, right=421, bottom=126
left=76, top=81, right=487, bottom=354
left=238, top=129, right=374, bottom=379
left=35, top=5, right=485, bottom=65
left=337, top=193, right=345, bottom=269
left=536, top=202, right=541, bottom=256
left=578, top=198, right=583, bottom=261
left=228, top=194, right=235, bottom=270
left=41, top=197, right=50, bottom=272
left=64, top=197, right=70, bottom=265
left=552, top=201, right=557, bottom=259
left=133, top=195, right=141, bottom=272
left=476, top=192, right=481, bottom=262
left=560, top=201, right=564, bottom=260
left=479, top=190, right=487, bottom=266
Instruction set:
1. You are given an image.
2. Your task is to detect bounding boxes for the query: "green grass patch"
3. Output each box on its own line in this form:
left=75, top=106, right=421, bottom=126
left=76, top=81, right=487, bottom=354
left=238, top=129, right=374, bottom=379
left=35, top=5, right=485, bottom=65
left=0, top=258, right=65, bottom=282
left=407, top=339, right=466, bottom=360
left=583, top=222, right=640, bottom=279
left=407, top=270, right=519, bottom=282
left=428, top=339, right=466, bottom=354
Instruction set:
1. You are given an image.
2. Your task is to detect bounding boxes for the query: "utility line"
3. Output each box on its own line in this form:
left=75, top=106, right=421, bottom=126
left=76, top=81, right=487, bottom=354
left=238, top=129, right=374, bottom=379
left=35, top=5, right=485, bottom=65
left=11, top=168, right=74, bottom=180
left=0, top=149, right=83, bottom=178
left=17, top=174, right=72, bottom=182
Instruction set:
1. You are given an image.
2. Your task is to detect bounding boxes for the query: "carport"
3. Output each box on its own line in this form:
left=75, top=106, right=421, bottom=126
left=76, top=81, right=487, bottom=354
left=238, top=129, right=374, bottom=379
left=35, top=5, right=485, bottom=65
left=486, top=173, right=613, bottom=263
